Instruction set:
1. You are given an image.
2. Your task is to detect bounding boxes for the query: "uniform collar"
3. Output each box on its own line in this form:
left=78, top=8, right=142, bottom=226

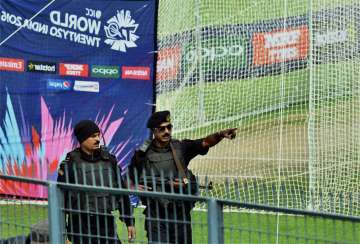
left=150, top=140, right=171, bottom=153
left=79, top=148, right=102, bottom=162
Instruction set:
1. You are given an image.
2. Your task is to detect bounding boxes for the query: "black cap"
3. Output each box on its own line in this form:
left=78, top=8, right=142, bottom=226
left=74, top=120, right=100, bottom=144
left=147, top=110, right=171, bottom=128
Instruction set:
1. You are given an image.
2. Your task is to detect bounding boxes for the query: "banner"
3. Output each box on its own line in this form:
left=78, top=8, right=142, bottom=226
left=156, top=16, right=309, bottom=89
left=313, top=5, right=360, bottom=64
left=0, top=0, right=156, bottom=198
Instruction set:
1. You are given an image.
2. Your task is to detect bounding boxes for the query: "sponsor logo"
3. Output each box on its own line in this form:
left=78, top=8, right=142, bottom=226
left=185, top=45, right=245, bottom=62
left=0, top=57, right=24, bottom=72
left=27, top=61, right=56, bottom=73
left=104, top=10, right=139, bottom=52
left=312, top=7, right=359, bottom=63
left=252, top=26, right=308, bottom=65
left=47, top=79, right=72, bottom=90
left=91, top=65, right=119, bottom=78
left=59, top=63, right=89, bottom=77
left=73, top=80, right=99, bottom=92
left=122, top=66, right=150, bottom=80
left=156, top=46, right=181, bottom=81
left=182, top=36, right=247, bottom=74
left=314, top=30, right=347, bottom=46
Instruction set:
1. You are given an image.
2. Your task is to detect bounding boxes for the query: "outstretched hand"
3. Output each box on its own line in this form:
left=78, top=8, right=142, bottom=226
left=220, top=128, right=237, bottom=139
left=127, top=225, right=136, bottom=242
left=202, top=128, right=238, bottom=148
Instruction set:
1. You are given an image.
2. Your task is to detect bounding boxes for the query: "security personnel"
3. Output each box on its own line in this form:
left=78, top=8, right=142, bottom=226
left=57, top=120, right=135, bottom=244
left=128, top=111, right=237, bottom=244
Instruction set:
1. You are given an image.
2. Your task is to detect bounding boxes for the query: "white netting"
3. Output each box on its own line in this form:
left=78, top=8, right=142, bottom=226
left=156, top=0, right=360, bottom=215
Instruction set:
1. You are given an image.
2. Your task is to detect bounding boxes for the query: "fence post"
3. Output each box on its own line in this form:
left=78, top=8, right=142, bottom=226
left=48, top=182, right=65, bottom=244
left=207, top=198, right=224, bottom=244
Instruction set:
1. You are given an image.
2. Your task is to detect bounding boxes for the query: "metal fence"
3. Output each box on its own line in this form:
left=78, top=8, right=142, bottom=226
left=1, top=174, right=359, bottom=244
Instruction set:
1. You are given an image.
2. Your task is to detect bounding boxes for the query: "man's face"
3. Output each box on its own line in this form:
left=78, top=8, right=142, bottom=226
left=81, top=132, right=101, bottom=154
left=153, top=122, right=173, bottom=144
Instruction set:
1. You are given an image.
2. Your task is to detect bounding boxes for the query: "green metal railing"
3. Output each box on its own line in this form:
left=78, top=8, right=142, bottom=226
left=1, top=174, right=359, bottom=244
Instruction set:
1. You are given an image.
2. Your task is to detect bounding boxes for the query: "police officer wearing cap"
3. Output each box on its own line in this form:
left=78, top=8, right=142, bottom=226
left=57, top=120, right=135, bottom=244
left=128, top=111, right=236, bottom=244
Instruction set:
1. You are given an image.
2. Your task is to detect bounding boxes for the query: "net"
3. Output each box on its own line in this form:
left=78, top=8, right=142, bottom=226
left=156, top=0, right=360, bottom=215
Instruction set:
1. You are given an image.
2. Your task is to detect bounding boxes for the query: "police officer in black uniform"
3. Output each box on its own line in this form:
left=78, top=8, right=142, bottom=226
left=57, top=120, right=135, bottom=244
left=128, top=111, right=237, bottom=244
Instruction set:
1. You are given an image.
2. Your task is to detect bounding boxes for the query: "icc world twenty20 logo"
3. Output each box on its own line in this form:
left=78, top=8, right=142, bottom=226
left=104, top=10, right=139, bottom=52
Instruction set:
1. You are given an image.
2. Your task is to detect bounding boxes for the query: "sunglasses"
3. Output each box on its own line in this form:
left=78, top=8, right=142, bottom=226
left=156, top=124, right=173, bottom=132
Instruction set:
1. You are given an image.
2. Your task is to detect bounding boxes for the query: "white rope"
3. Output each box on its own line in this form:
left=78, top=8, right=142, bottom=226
left=0, top=0, right=57, bottom=46
left=276, top=0, right=289, bottom=243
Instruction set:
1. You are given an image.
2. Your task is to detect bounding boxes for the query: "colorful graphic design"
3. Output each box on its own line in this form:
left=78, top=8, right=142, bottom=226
left=0, top=92, right=132, bottom=198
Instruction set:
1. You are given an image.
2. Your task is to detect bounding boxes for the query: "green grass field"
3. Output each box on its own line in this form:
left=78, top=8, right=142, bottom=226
left=159, top=58, right=360, bottom=137
left=1, top=205, right=359, bottom=243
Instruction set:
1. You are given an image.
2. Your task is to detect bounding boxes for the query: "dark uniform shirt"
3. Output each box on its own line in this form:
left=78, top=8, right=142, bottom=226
left=129, top=138, right=208, bottom=244
left=174, top=138, right=209, bottom=165
left=57, top=148, right=134, bottom=244
left=131, top=138, right=208, bottom=181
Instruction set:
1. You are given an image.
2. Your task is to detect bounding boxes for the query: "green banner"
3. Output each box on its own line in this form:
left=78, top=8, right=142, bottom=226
left=91, top=65, right=120, bottom=78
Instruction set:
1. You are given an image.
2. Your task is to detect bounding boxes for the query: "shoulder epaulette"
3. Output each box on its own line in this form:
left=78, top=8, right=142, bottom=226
left=57, top=153, right=72, bottom=176
left=63, top=153, right=71, bottom=162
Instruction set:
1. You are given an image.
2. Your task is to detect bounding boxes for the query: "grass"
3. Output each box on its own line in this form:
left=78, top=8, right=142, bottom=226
left=157, top=53, right=360, bottom=215
left=0, top=204, right=48, bottom=240
left=1, top=204, right=359, bottom=243
left=157, top=57, right=360, bottom=136
left=190, top=210, right=360, bottom=244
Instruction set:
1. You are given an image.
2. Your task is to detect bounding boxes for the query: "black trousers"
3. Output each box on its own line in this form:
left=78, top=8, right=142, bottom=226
left=67, top=213, right=121, bottom=244
left=144, top=201, right=192, bottom=244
